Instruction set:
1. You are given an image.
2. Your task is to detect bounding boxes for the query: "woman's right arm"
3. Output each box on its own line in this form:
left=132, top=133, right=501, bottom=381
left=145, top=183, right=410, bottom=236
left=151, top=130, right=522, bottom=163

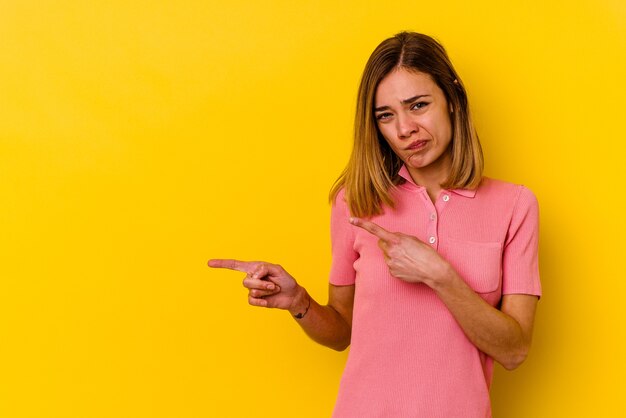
left=208, top=259, right=354, bottom=351
left=288, top=283, right=354, bottom=351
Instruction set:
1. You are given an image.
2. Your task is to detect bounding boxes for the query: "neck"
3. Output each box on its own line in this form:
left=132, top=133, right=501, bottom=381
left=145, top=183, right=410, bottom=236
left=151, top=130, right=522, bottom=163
left=406, top=152, right=451, bottom=203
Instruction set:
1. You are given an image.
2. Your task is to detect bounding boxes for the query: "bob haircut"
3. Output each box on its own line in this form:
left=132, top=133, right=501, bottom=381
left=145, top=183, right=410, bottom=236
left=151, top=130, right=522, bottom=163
left=330, top=32, right=484, bottom=218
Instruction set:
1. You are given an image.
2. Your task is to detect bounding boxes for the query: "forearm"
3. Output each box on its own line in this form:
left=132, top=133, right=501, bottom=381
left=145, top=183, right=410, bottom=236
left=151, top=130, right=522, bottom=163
left=429, top=268, right=531, bottom=370
left=288, top=286, right=352, bottom=352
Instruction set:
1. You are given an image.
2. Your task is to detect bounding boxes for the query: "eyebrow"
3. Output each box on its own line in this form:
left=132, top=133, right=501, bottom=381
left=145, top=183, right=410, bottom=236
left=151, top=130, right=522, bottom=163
left=374, top=94, right=431, bottom=112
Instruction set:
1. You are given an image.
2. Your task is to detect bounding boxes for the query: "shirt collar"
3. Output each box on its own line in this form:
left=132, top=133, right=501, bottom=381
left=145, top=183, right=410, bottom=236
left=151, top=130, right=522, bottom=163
left=397, top=165, right=477, bottom=198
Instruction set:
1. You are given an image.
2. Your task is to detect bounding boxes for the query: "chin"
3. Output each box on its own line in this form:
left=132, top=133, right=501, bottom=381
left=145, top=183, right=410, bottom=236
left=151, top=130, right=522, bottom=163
left=406, top=156, right=431, bottom=169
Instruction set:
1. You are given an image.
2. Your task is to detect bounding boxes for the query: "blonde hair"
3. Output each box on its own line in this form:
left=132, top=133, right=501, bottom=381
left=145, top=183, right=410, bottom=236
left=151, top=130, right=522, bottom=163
left=330, top=32, right=484, bottom=217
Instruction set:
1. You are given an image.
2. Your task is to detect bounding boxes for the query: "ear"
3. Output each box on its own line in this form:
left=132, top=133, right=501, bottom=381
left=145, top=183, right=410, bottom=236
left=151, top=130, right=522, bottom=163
left=449, top=103, right=454, bottom=113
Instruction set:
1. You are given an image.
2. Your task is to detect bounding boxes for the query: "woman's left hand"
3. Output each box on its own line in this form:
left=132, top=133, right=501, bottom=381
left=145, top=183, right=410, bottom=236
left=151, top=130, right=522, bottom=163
left=349, top=217, right=452, bottom=287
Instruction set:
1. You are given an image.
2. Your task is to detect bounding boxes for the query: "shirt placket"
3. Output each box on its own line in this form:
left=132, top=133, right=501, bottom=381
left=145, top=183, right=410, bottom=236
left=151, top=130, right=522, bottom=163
left=419, top=190, right=452, bottom=251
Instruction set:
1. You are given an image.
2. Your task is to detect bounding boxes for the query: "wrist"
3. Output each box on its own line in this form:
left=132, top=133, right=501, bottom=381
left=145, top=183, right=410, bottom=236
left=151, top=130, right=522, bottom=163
left=428, top=262, right=458, bottom=292
left=288, top=286, right=310, bottom=318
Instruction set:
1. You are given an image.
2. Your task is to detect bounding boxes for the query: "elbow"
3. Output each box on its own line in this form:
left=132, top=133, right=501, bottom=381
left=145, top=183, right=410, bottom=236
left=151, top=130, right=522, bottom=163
left=331, top=343, right=350, bottom=352
left=330, top=336, right=351, bottom=352
left=501, top=356, right=525, bottom=371
left=500, top=347, right=529, bottom=371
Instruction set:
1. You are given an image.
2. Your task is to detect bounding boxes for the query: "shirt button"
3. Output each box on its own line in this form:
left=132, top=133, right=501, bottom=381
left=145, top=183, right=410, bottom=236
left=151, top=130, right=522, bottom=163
left=429, top=236, right=436, bottom=244
left=430, top=213, right=436, bottom=221
left=442, top=194, right=450, bottom=202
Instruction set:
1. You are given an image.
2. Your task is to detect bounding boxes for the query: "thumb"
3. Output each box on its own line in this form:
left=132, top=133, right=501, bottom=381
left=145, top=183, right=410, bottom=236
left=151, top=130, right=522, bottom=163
left=253, top=263, right=293, bottom=287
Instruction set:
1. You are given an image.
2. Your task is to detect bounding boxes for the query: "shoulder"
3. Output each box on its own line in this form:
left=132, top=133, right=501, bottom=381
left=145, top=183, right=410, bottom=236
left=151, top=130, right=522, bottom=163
left=479, top=179, right=540, bottom=243
left=478, top=177, right=538, bottom=206
left=330, top=187, right=352, bottom=219
left=331, top=187, right=348, bottom=209
left=473, top=178, right=539, bottom=225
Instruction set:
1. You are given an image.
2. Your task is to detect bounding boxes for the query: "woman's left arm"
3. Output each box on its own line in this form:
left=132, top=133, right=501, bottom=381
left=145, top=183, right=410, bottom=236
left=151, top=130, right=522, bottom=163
left=350, top=217, right=538, bottom=371
left=430, top=274, right=538, bottom=370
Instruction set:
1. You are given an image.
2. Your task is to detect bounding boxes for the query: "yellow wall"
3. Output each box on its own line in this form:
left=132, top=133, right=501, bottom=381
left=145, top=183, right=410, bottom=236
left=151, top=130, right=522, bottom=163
left=1, top=1, right=625, bottom=417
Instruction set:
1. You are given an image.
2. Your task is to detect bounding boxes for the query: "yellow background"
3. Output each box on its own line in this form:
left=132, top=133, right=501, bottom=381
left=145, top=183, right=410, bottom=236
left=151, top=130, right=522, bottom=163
left=1, top=1, right=625, bottom=417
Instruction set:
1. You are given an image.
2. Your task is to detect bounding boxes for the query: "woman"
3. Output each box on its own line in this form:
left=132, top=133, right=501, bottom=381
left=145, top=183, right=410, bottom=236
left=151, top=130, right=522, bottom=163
left=209, top=32, right=541, bottom=417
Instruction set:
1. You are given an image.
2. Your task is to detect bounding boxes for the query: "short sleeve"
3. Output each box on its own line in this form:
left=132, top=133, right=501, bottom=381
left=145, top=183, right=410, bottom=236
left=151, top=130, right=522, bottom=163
left=329, top=189, right=358, bottom=286
left=502, top=186, right=542, bottom=297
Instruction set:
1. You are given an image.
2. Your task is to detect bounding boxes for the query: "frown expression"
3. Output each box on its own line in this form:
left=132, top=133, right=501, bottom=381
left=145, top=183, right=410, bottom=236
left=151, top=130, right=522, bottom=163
left=374, top=68, right=453, bottom=175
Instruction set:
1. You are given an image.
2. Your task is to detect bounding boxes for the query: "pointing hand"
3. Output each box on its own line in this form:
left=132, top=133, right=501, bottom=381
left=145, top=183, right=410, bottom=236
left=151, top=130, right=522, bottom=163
left=349, top=218, right=451, bottom=286
left=208, top=259, right=302, bottom=310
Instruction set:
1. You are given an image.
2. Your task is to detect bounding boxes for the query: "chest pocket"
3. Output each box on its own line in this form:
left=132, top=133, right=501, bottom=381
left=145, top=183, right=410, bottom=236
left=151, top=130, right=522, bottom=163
left=443, top=237, right=502, bottom=294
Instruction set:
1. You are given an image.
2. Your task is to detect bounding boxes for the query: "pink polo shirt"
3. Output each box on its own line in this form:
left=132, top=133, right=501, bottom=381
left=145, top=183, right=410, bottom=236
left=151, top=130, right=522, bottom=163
left=329, top=166, right=541, bottom=418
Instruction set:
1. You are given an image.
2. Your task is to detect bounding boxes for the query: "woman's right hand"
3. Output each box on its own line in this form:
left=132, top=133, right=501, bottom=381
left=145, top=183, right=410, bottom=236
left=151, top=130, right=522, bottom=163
left=208, top=259, right=305, bottom=312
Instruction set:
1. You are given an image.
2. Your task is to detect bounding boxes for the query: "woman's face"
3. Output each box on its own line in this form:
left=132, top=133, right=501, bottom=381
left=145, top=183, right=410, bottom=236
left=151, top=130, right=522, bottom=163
left=374, top=68, right=453, bottom=176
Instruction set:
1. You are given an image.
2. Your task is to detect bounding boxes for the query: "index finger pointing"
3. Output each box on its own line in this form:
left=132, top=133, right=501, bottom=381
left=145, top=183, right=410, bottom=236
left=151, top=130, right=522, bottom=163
left=207, top=259, right=256, bottom=273
left=349, top=218, right=399, bottom=243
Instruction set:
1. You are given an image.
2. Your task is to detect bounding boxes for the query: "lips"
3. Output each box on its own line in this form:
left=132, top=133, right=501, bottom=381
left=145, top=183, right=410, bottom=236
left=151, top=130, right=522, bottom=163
left=405, top=140, right=428, bottom=150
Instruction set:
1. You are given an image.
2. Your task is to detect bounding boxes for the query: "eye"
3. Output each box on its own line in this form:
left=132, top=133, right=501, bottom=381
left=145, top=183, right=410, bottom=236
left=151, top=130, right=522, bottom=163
left=411, top=101, right=429, bottom=110
left=375, top=112, right=393, bottom=121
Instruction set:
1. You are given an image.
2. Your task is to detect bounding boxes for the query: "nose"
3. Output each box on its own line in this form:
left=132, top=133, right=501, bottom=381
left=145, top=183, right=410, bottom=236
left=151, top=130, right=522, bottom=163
left=396, top=114, right=418, bottom=139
